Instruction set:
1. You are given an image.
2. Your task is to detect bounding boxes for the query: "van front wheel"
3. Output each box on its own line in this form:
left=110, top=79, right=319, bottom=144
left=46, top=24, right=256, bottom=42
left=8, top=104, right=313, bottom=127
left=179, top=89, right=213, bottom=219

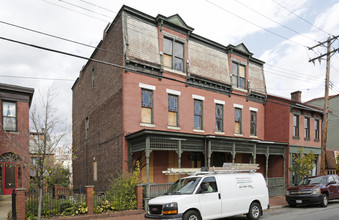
left=247, top=202, right=261, bottom=220
left=183, top=210, right=201, bottom=220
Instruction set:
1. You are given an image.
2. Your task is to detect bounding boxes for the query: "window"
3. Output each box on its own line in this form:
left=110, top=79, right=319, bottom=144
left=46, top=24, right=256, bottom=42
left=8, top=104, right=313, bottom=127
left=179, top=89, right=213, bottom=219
left=201, top=177, right=218, bottom=193
left=168, top=95, right=178, bottom=127
left=250, top=111, right=257, bottom=136
left=91, top=67, right=95, bottom=88
left=194, top=100, right=203, bottom=130
left=85, top=117, right=89, bottom=139
left=215, top=104, right=223, bottom=132
left=93, top=158, right=97, bottom=182
left=141, top=89, right=153, bottom=124
left=314, top=119, right=320, bottom=140
left=293, top=114, right=299, bottom=137
left=163, top=38, right=184, bottom=71
left=232, top=62, right=246, bottom=89
left=2, top=101, right=17, bottom=131
left=235, top=108, right=242, bottom=134
left=304, top=117, right=310, bottom=140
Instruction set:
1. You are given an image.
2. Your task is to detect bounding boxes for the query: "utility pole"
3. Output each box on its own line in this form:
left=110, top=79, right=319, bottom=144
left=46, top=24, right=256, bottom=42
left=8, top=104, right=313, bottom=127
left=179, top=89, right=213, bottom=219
left=308, top=35, right=339, bottom=175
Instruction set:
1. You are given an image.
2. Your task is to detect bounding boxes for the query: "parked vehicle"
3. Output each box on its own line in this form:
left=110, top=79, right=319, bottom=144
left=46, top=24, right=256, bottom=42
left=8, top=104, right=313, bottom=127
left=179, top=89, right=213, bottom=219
left=285, top=175, right=339, bottom=207
left=145, top=163, right=269, bottom=220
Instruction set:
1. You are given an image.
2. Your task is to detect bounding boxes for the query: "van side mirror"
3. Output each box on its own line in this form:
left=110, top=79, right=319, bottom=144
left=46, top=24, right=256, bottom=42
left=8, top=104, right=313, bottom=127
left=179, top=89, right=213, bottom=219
left=201, top=183, right=208, bottom=192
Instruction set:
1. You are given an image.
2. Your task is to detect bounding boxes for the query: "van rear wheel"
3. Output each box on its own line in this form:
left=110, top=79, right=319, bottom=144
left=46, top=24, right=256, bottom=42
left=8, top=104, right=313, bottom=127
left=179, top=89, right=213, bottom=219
left=247, top=202, right=261, bottom=220
left=183, top=210, right=201, bottom=220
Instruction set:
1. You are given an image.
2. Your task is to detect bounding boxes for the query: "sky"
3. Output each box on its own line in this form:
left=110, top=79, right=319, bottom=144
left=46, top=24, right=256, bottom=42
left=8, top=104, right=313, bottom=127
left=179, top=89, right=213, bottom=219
left=1, top=0, right=339, bottom=135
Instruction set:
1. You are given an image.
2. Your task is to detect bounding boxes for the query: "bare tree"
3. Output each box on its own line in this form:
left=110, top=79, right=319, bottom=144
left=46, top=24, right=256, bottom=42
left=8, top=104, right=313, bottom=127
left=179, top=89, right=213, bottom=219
left=29, top=87, right=70, bottom=220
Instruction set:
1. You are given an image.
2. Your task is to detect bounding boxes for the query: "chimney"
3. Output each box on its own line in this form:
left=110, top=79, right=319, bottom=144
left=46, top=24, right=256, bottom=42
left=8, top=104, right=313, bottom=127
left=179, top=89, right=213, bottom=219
left=291, top=91, right=302, bottom=102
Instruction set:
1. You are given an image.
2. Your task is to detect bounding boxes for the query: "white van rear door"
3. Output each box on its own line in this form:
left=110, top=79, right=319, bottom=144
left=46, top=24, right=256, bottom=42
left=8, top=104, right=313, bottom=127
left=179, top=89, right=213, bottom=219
left=198, top=177, right=222, bottom=219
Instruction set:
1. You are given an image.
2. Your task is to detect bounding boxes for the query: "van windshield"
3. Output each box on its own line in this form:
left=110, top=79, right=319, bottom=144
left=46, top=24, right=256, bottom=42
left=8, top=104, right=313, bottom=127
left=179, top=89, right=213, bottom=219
left=298, top=176, right=326, bottom=186
left=166, top=177, right=201, bottom=195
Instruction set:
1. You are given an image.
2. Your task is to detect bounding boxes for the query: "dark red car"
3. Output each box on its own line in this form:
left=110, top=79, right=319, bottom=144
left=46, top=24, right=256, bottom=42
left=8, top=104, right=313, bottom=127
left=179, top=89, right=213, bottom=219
left=285, top=175, right=339, bottom=207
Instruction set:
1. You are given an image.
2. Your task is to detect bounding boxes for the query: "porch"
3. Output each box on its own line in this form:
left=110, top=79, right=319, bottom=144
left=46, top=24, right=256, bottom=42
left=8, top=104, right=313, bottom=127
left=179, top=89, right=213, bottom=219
left=126, top=129, right=288, bottom=199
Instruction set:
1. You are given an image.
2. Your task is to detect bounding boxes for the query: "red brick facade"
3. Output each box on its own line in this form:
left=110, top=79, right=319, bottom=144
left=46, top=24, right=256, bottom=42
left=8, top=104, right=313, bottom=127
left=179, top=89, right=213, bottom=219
left=0, top=83, right=34, bottom=195
left=72, top=15, right=124, bottom=191
left=72, top=6, right=323, bottom=196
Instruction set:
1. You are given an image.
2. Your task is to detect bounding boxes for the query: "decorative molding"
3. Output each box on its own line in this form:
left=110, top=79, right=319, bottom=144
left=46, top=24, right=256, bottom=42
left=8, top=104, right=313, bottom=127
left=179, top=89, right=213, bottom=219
left=166, top=89, right=181, bottom=96
left=233, top=103, right=243, bottom=109
left=214, top=99, right=225, bottom=105
left=140, top=123, right=155, bottom=128
left=249, top=107, right=258, bottom=112
left=139, top=83, right=156, bottom=90
left=192, top=94, right=205, bottom=101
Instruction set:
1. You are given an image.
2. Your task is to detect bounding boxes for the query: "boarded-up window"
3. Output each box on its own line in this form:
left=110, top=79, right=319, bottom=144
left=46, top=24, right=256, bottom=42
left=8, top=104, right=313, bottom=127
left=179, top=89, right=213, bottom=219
left=232, top=62, right=246, bottom=90
left=194, top=100, right=203, bottom=130
left=163, top=37, right=184, bottom=71
left=235, top=108, right=242, bottom=134
left=93, top=160, right=97, bottom=181
left=141, top=89, right=153, bottom=123
left=168, top=95, right=178, bottom=126
left=216, top=104, right=223, bottom=132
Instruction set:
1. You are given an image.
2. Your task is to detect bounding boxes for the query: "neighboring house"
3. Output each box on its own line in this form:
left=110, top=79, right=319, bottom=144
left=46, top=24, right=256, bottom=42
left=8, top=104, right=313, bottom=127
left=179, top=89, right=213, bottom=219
left=55, top=146, right=72, bottom=185
left=326, top=149, right=337, bottom=175
left=29, top=131, right=54, bottom=178
left=306, top=94, right=339, bottom=150
left=265, top=91, right=323, bottom=187
left=0, top=83, right=34, bottom=195
left=72, top=6, right=288, bottom=196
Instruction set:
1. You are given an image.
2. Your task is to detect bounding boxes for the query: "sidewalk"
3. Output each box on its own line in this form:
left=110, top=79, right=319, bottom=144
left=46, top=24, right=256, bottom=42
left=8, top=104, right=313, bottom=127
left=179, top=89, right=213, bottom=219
left=269, top=196, right=288, bottom=209
left=0, top=195, right=288, bottom=220
left=0, top=195, right=11, bottom=220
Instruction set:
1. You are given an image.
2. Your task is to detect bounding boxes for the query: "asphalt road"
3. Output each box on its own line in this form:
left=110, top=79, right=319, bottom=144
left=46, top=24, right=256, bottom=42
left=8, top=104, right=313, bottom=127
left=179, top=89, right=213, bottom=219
left=220, top=200, right=339, bottom=220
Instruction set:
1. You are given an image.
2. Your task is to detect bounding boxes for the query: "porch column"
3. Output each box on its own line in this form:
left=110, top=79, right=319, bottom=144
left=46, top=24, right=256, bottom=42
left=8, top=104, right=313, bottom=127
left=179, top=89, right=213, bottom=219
left=145, top=137, right=151, bottom=199
left=253, top=144, right=257, bottom=163
left=265, top=146, right=269, bottom=180
left=232, top=143, right=236, bottom=163
left=177, top=140, right=182, bottom=178
left=207, top=140, right=212, bottom=168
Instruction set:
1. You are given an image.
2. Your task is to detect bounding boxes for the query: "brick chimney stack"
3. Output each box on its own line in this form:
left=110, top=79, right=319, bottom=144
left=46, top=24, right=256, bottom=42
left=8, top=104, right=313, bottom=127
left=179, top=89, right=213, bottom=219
left=291, top=91, right=302, bottom=102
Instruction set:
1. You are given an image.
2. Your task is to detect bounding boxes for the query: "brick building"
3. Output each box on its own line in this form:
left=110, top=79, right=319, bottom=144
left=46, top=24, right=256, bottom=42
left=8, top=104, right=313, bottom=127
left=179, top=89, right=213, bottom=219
left=265, top=91, right=323, bottom=187
left=0, top=83, right=34, bottom=195
left=72, top=6, right=320, bottom=196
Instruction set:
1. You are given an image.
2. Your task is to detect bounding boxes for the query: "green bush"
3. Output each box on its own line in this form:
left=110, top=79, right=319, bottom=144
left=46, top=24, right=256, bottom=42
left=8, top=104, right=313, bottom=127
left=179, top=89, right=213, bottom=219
left=61, top=202, right=87, bottom=216
left=94, top=200, right=114, bottom=214
left=105, top=161, right=141, bottom=211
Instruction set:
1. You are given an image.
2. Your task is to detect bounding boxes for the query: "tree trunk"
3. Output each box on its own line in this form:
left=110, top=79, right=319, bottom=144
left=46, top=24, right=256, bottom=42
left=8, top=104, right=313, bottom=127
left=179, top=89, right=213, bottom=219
left=38, top=187, right=43, bottom=220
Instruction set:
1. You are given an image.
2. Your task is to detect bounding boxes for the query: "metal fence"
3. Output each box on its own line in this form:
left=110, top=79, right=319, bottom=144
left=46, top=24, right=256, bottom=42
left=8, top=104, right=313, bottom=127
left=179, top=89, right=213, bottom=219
left=143, top=183, right=173, bottom=199
left=26, top=188, right=87, bottom=217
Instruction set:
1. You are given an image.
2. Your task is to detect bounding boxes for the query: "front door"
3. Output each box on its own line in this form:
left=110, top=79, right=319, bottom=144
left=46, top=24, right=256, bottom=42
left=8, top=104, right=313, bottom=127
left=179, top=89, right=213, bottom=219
left=3, top=162, right=17, bottom=195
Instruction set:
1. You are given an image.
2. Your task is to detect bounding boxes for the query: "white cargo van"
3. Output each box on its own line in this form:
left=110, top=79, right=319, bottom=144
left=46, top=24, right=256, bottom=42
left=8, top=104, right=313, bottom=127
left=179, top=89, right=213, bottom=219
left=145, top=163, right=269, bottom=220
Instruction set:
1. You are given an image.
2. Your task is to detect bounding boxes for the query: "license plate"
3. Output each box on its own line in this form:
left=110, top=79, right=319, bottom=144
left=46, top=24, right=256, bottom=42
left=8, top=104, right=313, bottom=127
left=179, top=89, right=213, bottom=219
left=296, top=200, right=302, bottom=204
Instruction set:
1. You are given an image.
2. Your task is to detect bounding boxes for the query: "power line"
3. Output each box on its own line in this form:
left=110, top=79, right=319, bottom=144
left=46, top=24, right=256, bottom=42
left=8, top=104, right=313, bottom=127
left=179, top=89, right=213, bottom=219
left=0, top=20, right=123, bottom=56
left=205, top=0, right=308, bottom=48
left=270, top=0, right=332, bottom=36
left=55, top=0, right=114, bottom=19
left=78, top=0, right=118, bottom=14
left=42, top=0, right=110, bottom=23
left=0, top=74, right=74, bottom=82
left=232, top=0, right=318, bottom=44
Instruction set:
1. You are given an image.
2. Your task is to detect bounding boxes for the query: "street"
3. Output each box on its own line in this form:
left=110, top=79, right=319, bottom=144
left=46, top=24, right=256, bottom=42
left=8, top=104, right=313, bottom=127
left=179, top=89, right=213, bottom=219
left=221, top=200, right=339, bottom=220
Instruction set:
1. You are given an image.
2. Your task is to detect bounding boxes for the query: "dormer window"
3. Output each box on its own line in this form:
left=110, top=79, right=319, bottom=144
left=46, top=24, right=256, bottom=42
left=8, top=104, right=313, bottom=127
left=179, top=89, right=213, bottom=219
left=163, top=38, right=184, bottom=72
left=232, top=62, right=246, bottom=90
